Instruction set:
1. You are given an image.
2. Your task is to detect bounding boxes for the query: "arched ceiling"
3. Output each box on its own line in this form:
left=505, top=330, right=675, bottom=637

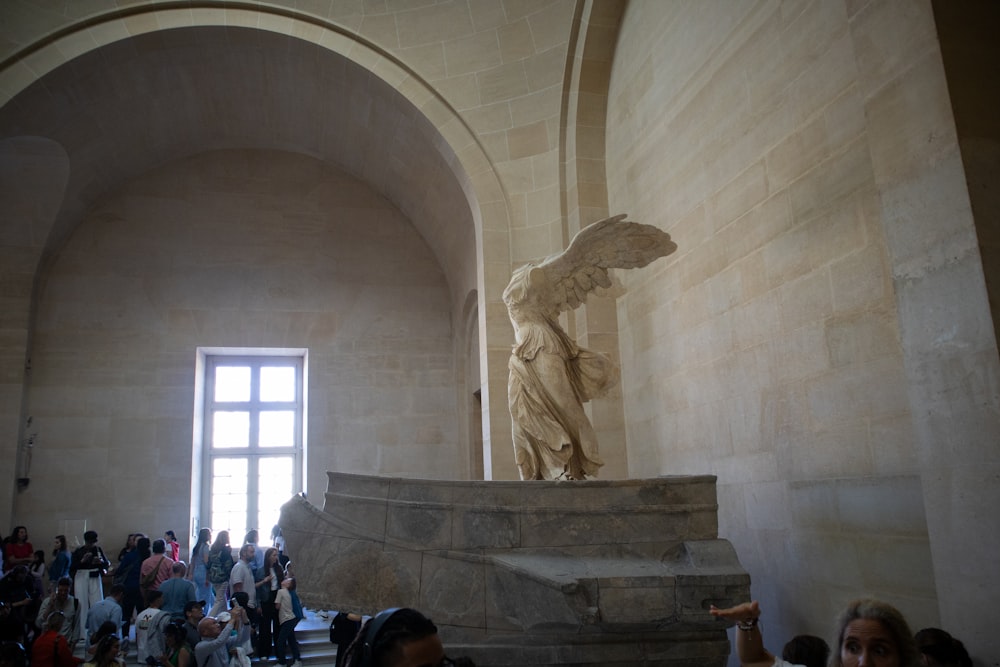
left=0, top=25, right=476, bottom=298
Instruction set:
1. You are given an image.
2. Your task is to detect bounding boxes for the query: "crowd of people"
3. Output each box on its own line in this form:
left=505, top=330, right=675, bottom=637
left=0, top=524, right=977, bottom=667
left=0, top=526, right=305, bottom=667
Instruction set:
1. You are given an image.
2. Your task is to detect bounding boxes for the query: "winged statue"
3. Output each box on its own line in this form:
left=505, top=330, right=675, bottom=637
left=502, top=214, right=677, bottom=480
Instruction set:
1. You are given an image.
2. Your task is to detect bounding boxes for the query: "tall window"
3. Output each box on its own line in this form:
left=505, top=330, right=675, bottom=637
left=202, top=354, right=304, bottom=537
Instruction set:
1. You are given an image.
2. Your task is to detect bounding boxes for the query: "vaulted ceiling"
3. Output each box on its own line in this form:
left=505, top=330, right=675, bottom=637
left=0, top=25, right=475, bottom=297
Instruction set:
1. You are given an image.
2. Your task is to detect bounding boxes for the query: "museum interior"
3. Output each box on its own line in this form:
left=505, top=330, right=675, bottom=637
left=0, top=1, right=997, bottom=664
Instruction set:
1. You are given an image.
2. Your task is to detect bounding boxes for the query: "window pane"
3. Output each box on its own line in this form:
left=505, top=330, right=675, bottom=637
left=259, top=411, right=294, bottom=448
left=257, top=457, right=294, bottom=535
left=213, top=411, right=249, bottom=448
left=260, top=367, right=296, bottom=402
left=212, top=458, right=248, bottom=534
left=202, top=354, right=303, bottom=545
left=215, top=366, right=251, bottom=402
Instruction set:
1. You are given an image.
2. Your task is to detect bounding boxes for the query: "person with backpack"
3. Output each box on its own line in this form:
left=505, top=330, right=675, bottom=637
left=206, top=531, right=234, bottom=617
left=135, top=591, right=171, bottom=667
left=329, top=612, right=362, bottom=667
left=139, top=540, right=175, bottom=601
left=31, top=610, right=83, bottom=667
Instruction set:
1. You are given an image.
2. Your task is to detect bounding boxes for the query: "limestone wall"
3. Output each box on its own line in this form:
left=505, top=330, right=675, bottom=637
left=606, top=0, right=999, bottom=658
left=17, top=149, right=459, bottom=541
left=2, top=0, right=999, bottom=660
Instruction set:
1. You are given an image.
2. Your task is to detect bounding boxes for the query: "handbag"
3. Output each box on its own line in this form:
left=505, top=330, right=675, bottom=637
left=140, top=556, right=164, bottom=588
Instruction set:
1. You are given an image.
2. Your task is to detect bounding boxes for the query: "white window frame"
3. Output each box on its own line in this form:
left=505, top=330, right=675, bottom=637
left=192, top=348, right=307, bottom=538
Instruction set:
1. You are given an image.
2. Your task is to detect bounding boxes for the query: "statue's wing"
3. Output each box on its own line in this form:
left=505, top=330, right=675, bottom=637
left=538, top=214, right=677, bottom=312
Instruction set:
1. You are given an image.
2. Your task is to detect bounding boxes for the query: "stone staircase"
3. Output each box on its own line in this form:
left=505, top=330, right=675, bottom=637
left=292, top=610, right=340, bottom=667
left=76, top=609, right=341, bottom=667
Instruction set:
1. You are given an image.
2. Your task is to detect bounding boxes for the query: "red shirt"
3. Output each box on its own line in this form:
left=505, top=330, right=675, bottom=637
left=3, top=541, right=33, bottom=571
left=31, top=630, right=83, bottom=667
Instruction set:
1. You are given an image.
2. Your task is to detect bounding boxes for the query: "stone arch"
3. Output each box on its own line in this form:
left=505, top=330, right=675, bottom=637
left=0, top=4, right=517, bottom=477
left=556, top=0, right=630, bottom=477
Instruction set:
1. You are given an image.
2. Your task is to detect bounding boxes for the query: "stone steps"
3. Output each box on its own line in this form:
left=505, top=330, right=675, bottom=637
left=75, top=609, right=342, bottom=667
left=290, top=612, right=339, bottom=666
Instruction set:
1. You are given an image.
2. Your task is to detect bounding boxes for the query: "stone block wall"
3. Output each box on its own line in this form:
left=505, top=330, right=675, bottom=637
left=606, top=0, right=999, bottom=657
left=1, top=0, right=998, bottom=660
left=17, top=149, right=460, bottom=540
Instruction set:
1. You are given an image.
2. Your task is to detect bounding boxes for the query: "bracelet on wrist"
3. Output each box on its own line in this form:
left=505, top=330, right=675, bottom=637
left=737, top=617, right=759, bottom=631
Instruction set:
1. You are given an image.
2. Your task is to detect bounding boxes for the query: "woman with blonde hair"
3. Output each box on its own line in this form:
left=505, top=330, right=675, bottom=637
left=83, top=633, right=123, bottom=667
left=830, top=599, right=920, bottom=667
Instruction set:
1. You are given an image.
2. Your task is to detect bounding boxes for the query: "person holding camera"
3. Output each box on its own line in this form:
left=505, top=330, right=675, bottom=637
left=194, top=600, right=250, bottom=667
left=71, top=531, right=110, bottom=641
left=36, top=577, right=79, bottom=644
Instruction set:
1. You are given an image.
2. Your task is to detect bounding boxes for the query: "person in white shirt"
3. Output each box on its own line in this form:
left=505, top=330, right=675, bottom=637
left=228, top=546, right=256, bottom=610
left=228, top=545, right=258, bottom=641
left=135, top=590, right=171, bottom=665
left=273, top=576, right=302, bottom=667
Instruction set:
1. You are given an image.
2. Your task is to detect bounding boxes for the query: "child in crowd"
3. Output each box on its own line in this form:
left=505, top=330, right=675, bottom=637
left=273, top=576, right=304, bottom=667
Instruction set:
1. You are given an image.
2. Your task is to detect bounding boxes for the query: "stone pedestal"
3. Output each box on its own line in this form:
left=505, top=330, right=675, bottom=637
left=280, top=473, right=748, bottom=666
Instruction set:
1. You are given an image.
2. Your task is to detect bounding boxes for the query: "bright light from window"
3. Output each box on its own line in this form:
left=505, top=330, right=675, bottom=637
left=261, top=367, right=296, bottom=402
left=202, top=353, right=303, bottom=539
left=257, top=457, right=294, bottom=533
left=215, top=366, right=251, bottom=402
left=211, top=458, right=248, bottom=533
left=259, top=411, right=294, bottom=448
left=213, top=411, right=249, bottom=448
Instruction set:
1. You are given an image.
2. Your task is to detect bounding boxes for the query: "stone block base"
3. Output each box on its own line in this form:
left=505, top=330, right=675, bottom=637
left=280, top=473, right=749, bottom=666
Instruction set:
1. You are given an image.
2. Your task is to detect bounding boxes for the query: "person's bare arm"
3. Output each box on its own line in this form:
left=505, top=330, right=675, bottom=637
left=710, top=600, right=775, bottom=667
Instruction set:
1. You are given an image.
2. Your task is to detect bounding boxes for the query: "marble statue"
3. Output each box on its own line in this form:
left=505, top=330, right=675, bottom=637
left=502, top=214, right=677, bottom=480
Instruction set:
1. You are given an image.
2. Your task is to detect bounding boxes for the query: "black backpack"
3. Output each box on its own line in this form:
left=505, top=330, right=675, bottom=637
left=329, top=612, right=361, bottom=645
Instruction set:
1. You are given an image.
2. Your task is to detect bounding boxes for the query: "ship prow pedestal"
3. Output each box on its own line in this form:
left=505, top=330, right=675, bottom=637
left=280, top=472, right=749, bottom=666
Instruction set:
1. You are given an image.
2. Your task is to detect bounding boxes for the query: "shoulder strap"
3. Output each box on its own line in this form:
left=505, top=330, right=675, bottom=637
left=142, top=556, right=164, bottom=586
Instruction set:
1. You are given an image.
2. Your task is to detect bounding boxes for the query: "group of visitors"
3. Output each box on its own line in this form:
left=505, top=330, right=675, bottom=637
left=6, top=524, right=977, bottom=667
left=0, top=525, right=303, bottom=667
left=710, top=598, right=973, bottom=667
left=327, top=598, right=971, bottom=667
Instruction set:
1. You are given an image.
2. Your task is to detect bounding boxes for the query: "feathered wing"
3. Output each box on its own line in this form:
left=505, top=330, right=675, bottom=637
left=537, top=214, right=677, bottom=313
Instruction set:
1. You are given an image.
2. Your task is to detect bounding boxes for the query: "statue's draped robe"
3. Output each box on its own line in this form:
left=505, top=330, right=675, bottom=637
left=506, top=276, right=619, bottom=480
